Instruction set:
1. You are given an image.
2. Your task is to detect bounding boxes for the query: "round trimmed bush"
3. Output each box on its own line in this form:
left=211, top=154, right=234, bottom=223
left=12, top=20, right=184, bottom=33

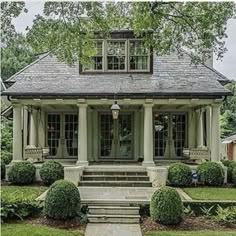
left=197, top=162, right=224, bottom=186
left=227, top=162, right=236, bottom=183
left=1, top=159, right=6, bottom=179
left=39, top=160, right=64, bottom=185
left=150, top=186, right=183, bottom=225
left=8, top=161, right=36, bottom=184
left=44, top=180, right=80, bottom=219
left=168, top=163, right=192, bottom=186
left=221, top=160, right=236, bottom=183
left=232, top=166, right=236, bottom=186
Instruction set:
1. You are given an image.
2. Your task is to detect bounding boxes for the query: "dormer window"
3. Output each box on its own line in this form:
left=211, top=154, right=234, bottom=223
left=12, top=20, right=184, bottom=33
left=83, top=39, right=150, bottom=73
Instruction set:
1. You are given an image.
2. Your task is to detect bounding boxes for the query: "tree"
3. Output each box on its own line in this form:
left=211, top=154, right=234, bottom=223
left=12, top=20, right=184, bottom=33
left=27, top=2, right=235, bottom=65
left=221, top=81, right=236, bottom=138
left=1, top=1, right=28, bottom=44
left=1, top=34, right=35, bottom=81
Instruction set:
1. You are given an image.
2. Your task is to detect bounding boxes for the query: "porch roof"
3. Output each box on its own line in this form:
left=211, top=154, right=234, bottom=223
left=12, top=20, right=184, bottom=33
left=2, top=52, right=231, bottom=98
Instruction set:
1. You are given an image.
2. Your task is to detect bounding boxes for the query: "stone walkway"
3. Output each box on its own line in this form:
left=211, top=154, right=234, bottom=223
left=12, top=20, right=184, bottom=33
left=85, top=223, right=142, bottom=236
left=37, top=186, right=188, bottom=202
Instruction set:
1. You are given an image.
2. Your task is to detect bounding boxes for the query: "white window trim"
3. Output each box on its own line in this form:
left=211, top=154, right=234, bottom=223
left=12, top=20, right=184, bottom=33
left=83, top=39, right=150, bottom=73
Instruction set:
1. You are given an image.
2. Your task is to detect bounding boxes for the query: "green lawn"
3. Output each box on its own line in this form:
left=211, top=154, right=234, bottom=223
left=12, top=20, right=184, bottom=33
left=1, top=224, right=83, bottom=236
left=145, top=231, right=236, bottom=236
left=1, top=186, right=47, bottom=202
left=182, top=187, right=236, bottom=201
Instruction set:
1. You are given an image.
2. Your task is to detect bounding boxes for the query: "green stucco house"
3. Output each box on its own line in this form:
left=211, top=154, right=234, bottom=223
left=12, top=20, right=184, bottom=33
left=2, top=31, right=231, bottom=171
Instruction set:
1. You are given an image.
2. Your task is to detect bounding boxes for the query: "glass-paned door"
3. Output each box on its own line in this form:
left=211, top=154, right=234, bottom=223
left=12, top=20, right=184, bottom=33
left=48, top=114, right=61, bottom=157
left=154, top=112, right=187, bottom=158
left=100, top=113, right=133, bottom=159
left=65, top=114, right=78, bottom=158
left=154, top=113, right=168, bottom=157
left=47, top=113, right=78, bottom=159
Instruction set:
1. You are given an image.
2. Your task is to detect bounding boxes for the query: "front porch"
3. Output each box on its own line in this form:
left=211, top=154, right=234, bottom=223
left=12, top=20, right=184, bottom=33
left=11, top=98, right=222, bottom=166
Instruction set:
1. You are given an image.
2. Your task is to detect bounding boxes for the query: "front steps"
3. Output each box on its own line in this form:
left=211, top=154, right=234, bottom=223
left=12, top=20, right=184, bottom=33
left=87, top=205, right=140, bottom=224
left=79, top=169, right=152, bottom=187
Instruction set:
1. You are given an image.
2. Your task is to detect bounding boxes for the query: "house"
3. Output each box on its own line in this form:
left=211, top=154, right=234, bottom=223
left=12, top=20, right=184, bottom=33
left=2, top=30, right=231, bottom=170
left=222, top=134, right=236, bottom=161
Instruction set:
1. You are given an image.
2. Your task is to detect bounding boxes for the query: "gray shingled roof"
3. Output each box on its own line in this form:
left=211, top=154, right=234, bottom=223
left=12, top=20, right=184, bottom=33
left=3, top=52, right=231, bottom=98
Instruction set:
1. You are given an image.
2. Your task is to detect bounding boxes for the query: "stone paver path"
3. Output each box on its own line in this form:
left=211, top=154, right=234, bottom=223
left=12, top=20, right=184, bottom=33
left=37, top=186, right=189, bottom=202
left=85, top=223, right=142, bottom=236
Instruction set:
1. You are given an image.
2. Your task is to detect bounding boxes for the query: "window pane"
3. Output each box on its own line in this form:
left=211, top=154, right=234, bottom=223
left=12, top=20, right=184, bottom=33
left=107, top=41, right=126, bottom=70
left=84, top=41, right=103, bottom=71
left=129, top=41, right=148, bottom=71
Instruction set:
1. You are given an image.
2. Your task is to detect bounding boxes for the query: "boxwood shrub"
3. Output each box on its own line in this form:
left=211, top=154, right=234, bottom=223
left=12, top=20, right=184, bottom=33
left=44, top=180, right=81, bottom=220
left=228, top=162, right=236, bottom=183
left=221, top=160, right=236, bottom=183
left=8, top=161, right=36, bottom=185
left=1, top=159, right=6, bottom=179
left=150, top=186, right=183, bottom=225
left=197, top=162, right=224, bottom=186
left=39, top=160, right=64, bottom=185
left=168, top=163, right=192, bottom=186
left=232, top=167, right=236, bottom=186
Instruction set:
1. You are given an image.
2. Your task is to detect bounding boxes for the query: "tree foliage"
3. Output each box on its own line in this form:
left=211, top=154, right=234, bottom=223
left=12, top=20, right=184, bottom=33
left=1, top=1, right=28, bottom=44
left=1, top=34, right=35, bottom=81
left=26, top=2, right=235, bottom=65
left=221, top=81, right=236, bottom=138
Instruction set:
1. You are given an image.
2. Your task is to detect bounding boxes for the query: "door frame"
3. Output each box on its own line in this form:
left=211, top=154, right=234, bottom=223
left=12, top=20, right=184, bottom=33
left=98, top=112, right=135, bottom=160
left=153, top=111, right=188, bottom=159
left=46, top=112, right=78, bottom=159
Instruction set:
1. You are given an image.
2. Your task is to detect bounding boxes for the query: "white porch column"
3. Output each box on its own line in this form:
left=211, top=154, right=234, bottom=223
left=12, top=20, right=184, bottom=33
left=38, top=109, right=45, bottom=148
left=142, top=104, right=155, bottom=167
left=206, top=106, right=212, bottom=149
left=196, top=109, right=204, bottom=147
left=77, top=104, right=88, bottom=166
left=211, top=104, right=221, bottom=161
left=29, top=109, right=37, bottom=146
left=13, top=104, right=23, bottom=161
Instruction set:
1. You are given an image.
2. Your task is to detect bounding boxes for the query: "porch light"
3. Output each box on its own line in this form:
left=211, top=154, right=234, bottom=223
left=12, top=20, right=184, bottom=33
left=110, top=101, right=120, bottom=119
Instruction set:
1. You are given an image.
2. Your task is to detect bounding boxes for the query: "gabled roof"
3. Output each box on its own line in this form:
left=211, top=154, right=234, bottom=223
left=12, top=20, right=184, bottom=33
left=222, top=134, right=236, bottom=144
left=2, top=52, right=231, bottom=98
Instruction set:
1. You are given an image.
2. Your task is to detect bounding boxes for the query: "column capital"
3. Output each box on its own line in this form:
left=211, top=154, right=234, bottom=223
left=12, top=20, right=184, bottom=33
left=143, top=103, right=154, bottom=108
left=77, top=103, right=88, bottom=108
left=12, top=103, right=22, bottom=108
left=212, top=103, right=221, bottom=108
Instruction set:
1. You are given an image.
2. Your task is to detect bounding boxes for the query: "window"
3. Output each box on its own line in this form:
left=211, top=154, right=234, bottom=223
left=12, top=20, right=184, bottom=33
left=83, top=39, right=150, bottom=72
left=107, top=41, right=126, bottom=71
left=129, top=41, right=149, bottom=71
left=84, top=41, right=103, bottom=71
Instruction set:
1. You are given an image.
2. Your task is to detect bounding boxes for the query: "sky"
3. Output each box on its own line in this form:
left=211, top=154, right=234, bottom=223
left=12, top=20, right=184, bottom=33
left=12, top=1, right=236, bottom=81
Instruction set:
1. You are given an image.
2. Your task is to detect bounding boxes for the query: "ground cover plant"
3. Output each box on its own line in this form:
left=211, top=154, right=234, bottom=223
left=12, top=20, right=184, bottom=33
left=1, top=186, right=47, bottom=220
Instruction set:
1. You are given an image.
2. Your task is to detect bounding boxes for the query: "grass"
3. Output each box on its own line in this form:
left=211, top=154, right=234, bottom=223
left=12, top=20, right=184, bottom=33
left=1, top=185, right=47, bottom=202
left=182, top=187, right=236, bottom=201
left=1, top=223, right=83, bottom=236
left=145, top=231, right=236, bottom=236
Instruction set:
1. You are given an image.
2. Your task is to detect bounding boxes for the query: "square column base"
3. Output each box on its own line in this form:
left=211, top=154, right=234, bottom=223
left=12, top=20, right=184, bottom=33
left=76, top=161, right=89, bottom=166
left=142, top=161, right=155, bottom=167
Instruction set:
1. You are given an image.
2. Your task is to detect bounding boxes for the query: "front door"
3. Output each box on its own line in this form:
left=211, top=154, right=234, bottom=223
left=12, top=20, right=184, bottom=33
left=47, top=113, right=78, bottom=159
left=154, top=112, right=187, bottom=158
left=99, top=113, right=133, bottom=159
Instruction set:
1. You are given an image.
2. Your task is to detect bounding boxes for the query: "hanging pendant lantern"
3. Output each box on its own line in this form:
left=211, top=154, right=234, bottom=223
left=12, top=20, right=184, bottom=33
left=110, top=101, right=120, bottom=119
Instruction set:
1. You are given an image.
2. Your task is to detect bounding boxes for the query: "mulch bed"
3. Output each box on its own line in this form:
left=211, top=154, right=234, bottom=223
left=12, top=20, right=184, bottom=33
left=23, top=215, right=86, bottom=232
left=141, top=216, right=236, bottom=232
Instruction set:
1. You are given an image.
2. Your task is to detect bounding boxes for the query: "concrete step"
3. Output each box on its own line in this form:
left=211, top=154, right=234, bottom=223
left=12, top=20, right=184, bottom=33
left=88, top=206, right=140, bottom=215
left=83, top=171, right=148, bottom=176
left=87, top=214, right=140, bottom=224
left=81, top=175, right=149, bottom=181
left=79, top=181, right=152, bottom=187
